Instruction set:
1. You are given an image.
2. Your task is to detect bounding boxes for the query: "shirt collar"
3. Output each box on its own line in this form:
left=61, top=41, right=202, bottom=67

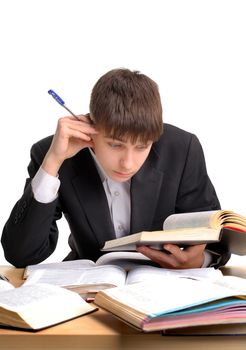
left=89, top=148, right=107, bottom=183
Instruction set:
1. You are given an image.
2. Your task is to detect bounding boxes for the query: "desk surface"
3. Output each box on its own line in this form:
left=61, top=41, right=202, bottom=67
left=1, top=265, right=246, bottom=350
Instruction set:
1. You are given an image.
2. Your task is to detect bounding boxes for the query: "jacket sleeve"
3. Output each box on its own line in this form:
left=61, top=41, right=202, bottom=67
left=175, top=134, right=231, bottom=268
left=1, top=139, right=62, bottom=268
left=175, top=134, right=220, bottom=213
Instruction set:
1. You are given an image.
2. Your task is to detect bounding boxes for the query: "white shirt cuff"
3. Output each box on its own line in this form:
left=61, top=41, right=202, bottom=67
left=31, top=167, right=60, bottom=203
left=201, top=250, right=213, bottom=267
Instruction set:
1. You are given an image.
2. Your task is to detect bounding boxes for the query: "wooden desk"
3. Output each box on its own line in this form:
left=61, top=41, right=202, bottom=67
left=1, top=265, right=246, bottom=350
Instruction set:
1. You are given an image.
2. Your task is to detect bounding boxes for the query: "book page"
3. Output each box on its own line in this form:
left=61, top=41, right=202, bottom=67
left=24, top=259, right=96, bottom=278
left=0, top=283, right=65, bottom=310
left=0, top=280, right=14, bottom=292
left=126, top=266, right=223, bottom=285
left=96, top=252, right=153, bottom=270
left=163, top=210, right=219, bottom=230
left=96, top=277, right=244, bottom=316
left=0, top=283, right=90, bottom=310
left=0, top=283, right=96, bottom=330
left=24, top=265, right=127, bottom=288
left=214, top=275, right=246, bottom=295
left=219, top=212, right=246, bottom=231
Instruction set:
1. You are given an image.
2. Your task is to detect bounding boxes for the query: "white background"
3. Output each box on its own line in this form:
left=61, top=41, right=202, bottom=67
left=0, top=0, right=245, bottom=266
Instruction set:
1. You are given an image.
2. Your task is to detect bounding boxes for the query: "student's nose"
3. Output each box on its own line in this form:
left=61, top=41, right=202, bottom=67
left=120, top=150, right=134, bottom=170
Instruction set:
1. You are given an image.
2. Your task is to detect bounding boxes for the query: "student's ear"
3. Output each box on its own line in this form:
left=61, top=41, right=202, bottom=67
left=89, top=134, right=97, bottom=150
left=85, top=113, right=95, bottom=125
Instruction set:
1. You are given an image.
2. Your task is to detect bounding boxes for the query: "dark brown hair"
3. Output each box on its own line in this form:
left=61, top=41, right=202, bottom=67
left=89, top=68, right=163, bottom=143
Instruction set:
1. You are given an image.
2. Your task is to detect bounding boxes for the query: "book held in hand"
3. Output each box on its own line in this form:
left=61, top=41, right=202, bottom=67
left=0, top=279, right=96, bottom=330
left=94, top=274, right=246, bottom=332
left=101, top=210, right=246, bottom=255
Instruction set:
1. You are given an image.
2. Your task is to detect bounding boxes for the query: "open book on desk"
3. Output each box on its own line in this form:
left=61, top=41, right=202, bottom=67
left=94, top=274, right=246, bottom=332
left=102, top=210, right=246, bottom=255
left=23, top=252, right=152, bottom=279
left=0, top=279, right=96, bottom=331
left=23, top=252, right=222, bottom=300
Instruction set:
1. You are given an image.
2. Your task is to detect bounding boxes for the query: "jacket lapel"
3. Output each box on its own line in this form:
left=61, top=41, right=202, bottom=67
left=130, top=149, right=164, bottom=233
left=71, top=151, right=116, bottom=247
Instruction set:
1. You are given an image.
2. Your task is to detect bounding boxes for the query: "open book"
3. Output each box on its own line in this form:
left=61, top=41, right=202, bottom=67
left=0, top=279, right=96, bottom=330
left=23, top=252, right=152, bottom=278
left=101, top=210, right=246, bottom=255
left=23, top=252, right=222, bottom=300
left=94, top=274, right=246, bottom=332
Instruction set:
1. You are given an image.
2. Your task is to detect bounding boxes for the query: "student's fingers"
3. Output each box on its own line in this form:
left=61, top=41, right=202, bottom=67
left=56, top=117, right=98, bottom=142
left=162, top=244, right=205, bottom=266
left=136, top=245, right=180, bottom=268
left=137, top=244, right=205, bottom=269
left=182, top=244, right=206, bottom=254
left=77, top=114, right=95, bottom=125
left=162, top=244, right=202, bottom=261
left=48, top=117, right=97, bottom=160
left=179, top=244, right=206, bottom=265
left=59, top=116, right=98, bottom=133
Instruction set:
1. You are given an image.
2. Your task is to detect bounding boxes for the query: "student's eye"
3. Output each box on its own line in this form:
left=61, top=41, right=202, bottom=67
left=136, top=144, right=148, bottom=150
left=108, top=143, right=122, bottom=149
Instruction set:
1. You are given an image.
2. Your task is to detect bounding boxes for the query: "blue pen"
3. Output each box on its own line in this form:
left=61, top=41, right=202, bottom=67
left=48, top=89, right=79, bottom=120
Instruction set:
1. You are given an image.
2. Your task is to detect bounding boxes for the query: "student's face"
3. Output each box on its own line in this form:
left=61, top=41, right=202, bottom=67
left=91, top=132, right=153, bottom=182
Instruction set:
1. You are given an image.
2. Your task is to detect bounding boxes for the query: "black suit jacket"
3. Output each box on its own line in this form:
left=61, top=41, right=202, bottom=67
left=1, top=124, right=230, bottom=267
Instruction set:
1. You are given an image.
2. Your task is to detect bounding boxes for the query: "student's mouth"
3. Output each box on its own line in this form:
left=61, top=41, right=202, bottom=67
left=113, top=171, right=134, bottom=179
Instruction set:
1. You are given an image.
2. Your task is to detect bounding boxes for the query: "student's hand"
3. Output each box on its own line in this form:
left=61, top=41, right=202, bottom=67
left=42, top=115, right=98, bottom=176
left=136, top=243, right=206, bottom=269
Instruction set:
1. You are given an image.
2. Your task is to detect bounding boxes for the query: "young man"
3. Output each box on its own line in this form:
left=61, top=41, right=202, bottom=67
left=1, top=69, right=230, bottom=268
